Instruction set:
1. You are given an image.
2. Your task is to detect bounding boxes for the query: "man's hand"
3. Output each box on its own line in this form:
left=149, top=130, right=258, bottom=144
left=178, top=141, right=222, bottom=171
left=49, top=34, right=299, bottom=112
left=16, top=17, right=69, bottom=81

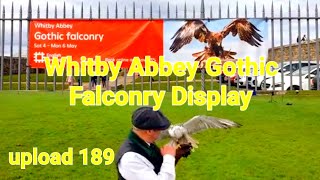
left=175, top=143, right=193, bottom=164
left=160, top=144, right=176, bottom=157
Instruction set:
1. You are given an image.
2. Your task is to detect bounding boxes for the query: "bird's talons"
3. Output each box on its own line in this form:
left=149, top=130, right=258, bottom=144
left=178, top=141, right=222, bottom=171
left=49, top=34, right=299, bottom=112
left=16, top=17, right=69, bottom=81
left=176, top=144, right=181, bottom=149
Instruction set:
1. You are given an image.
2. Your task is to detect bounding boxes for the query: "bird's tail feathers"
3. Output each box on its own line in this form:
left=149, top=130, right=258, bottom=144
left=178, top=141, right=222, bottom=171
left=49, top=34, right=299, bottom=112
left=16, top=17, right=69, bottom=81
left=192, top=49, right=206, bottom=57
left=184, top=134, right=199, bottom=149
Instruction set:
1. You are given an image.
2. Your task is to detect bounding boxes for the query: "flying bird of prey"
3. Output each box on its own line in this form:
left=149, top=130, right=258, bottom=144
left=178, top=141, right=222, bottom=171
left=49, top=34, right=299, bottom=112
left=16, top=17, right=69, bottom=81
left=169, top=19, right=263, bottom=64
left=158, top=115, right=241, bottom=149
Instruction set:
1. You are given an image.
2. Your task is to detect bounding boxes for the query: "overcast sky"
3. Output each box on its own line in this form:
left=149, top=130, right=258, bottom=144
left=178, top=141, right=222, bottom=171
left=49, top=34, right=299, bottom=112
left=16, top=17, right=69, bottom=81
left=0, top=0, right=319, bottom=57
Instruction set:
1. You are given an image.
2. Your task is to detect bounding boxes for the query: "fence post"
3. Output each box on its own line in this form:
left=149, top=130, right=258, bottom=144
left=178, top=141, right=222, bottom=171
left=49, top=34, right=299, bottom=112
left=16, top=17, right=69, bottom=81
left=218, top=2, right=222, bottom=92
left=131, top=2, right=135, bottom=90
left=271, top=2, right=275, bottom=92
left=140, top=5, right=144, bottom=91
left=9, top=3, right=13, bottom=90
left=62, top=2, right=66, bottom=91
left=150, top=2, right=153, bottom=90
left=316, top=5, right=319, bottom=90
left=280, top=5, right=284, bottom=91
left=0, top=6, right=4, bottom=91
left=18, top=6, right=22, bottom=90
left=298, top=4, right=302, bottom=90
left=307, top=1, right=311, bottom=90
left=0, top=0, right=1, bottom=91
left=254, top=1, right=258, bottom=92
left=36, top=5, right=40, bottom=90
left=53, top=5, right=57, bottom=91
left=115, top=3, right=118, bottom=91
left=289, top=1, right=293, bottom=90
left=44, top=2, right=48, bottom=90
left=141, top=5, right=144, bottom=19
left=167, top=2, right=170, bottom=92
left=26, top=0, right=32, bottom=90
left=200, top=0, right=205, bottom=91
left=210, top=5, right=213, bottom=90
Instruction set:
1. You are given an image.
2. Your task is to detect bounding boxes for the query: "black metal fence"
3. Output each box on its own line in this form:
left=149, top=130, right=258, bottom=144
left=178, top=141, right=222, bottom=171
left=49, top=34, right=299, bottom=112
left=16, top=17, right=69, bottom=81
left=0, top=0, right=319, bottom=91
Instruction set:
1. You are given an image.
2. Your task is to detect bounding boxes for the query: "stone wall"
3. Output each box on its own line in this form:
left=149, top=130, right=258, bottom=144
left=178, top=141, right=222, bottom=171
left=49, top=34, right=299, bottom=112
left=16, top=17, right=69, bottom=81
left=268, top=39, right=320, bottom=62
left=0, top=56, right=41, bottom=75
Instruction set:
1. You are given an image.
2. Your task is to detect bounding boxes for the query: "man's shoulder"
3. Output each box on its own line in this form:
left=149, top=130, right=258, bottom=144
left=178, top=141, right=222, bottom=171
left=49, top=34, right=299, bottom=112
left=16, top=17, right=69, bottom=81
left=116, top=139, right=140, bottom=162
left=117, top=138, right=144, bottom=154
left=120, top=152, right=153, bottom=167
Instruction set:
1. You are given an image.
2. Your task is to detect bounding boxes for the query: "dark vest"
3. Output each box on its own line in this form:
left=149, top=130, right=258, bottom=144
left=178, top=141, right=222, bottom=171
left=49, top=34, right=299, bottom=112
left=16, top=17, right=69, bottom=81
left=116, top=131, right=163, bottom=180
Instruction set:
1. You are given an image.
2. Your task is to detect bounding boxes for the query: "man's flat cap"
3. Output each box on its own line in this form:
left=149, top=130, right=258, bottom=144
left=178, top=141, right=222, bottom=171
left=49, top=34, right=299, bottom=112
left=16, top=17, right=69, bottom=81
left=132, top=107, right=171, bottom=130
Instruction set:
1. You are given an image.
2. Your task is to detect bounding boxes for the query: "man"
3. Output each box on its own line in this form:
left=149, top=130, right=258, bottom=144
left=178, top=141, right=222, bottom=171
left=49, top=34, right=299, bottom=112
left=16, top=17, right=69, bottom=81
left=116, top=107, right=192, bottom=180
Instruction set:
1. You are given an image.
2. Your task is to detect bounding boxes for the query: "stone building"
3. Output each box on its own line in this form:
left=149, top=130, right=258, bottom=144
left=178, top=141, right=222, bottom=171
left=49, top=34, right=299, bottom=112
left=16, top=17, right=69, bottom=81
left=268, top=39, right=320, bottom=62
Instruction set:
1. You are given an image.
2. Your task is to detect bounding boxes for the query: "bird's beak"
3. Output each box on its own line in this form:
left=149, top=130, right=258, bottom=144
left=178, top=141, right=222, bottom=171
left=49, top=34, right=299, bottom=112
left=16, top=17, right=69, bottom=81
left=200, top=36, right=204, bottom=42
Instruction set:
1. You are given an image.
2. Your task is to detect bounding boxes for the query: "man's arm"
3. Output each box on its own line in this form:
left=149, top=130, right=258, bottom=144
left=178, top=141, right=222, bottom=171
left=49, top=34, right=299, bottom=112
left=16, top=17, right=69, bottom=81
left=118, top=152, right=176, bottom=180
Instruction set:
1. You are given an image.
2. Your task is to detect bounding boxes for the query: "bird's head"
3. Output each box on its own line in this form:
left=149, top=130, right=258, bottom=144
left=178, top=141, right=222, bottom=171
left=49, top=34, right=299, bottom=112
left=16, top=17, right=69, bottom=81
left=168, top=126, right=187, bottom=139
left=212, top=45, right=224, bottom=57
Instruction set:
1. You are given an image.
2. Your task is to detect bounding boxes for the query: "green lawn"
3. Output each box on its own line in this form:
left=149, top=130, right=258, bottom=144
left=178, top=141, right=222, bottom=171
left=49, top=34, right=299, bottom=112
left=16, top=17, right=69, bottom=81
left=0, top=91, right=320, bottom=179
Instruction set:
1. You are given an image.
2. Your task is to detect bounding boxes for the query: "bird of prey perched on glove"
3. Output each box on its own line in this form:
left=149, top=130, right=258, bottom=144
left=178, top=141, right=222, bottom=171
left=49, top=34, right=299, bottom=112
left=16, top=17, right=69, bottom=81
left=158, top=115, right=241, bottom=149
left=169, top=19, right=263, bottom=66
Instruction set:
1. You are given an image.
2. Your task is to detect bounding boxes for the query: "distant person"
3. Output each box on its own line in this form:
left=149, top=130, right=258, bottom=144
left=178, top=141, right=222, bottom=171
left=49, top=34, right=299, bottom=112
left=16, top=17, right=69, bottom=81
left=66, top=76, right=75, bottom=86
left=301, top=34, right=306, bottom=42
left=296, top=35, right=300, bottom=43
left=101, top=76, right=107, bottom=88
left=78, top=77, right=81, bottom=86
left=91, top=76, right=97, bottom=88
left=311, top=76, right=318, bottom=90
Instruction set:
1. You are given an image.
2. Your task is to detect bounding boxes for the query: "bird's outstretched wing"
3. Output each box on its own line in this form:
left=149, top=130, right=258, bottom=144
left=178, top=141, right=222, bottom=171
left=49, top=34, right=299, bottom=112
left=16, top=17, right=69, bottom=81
left=169, top=20, right=210, bottom=53
left=221, top=18, right=263, bottom=47
left=182, top=115, right=241, bottom=134
left=157, top=115, right=241, bottom=140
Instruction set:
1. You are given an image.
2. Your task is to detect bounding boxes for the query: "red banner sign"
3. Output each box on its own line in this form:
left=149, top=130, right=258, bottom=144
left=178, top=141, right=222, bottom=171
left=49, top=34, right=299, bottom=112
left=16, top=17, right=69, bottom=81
left=29, top=20, right=164, bottom=68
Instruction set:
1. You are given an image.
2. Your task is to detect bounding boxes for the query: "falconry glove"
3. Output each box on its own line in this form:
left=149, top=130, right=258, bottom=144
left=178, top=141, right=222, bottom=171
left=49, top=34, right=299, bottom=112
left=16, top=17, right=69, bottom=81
left=176, top=143, right=193, bottom=159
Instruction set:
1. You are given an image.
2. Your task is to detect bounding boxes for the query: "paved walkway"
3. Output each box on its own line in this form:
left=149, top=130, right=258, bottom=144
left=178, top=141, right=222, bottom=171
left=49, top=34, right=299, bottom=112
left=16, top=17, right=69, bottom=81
left=2, top=77, right=219, bottom=87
